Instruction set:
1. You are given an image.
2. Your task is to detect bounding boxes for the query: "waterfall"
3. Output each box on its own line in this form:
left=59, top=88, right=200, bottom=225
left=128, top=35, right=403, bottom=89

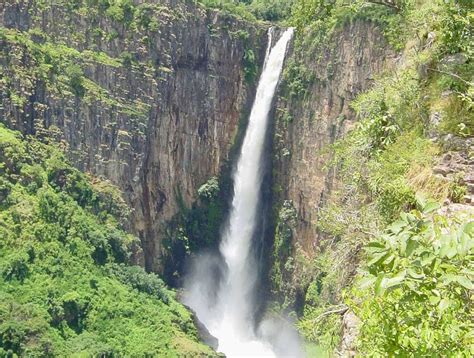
left=183, top=28, right=297, bottom=357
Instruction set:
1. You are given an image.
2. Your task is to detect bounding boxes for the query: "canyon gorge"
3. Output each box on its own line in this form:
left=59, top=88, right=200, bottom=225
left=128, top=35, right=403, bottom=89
left=0, top=0, right=472, bottom=356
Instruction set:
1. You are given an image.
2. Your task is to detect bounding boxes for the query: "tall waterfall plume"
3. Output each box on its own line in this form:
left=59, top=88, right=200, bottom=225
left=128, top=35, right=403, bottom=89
left=183, top=28, right=300, bottom=357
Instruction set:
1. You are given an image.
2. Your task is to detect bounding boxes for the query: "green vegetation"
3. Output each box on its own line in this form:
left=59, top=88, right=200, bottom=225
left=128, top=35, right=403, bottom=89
left=274, top=0, right=474, bottom=355
left=351, top=198, right=473, bottom=356
left=270, top=200, right=299, bottom=308
left=291, top=0, right=427, bottom=53
left=0, top=125, right=216, bottom=356
left=197, top=0, right=294, bottom=22
left=1, top=0, right=472, bottom=356
left=243, top=48, right=258, bottom=83
left=162, top=173, right=231, bottom=284
left=282, top=59, right=314, bottom=99
left=0, top=26, right=149, bottom=119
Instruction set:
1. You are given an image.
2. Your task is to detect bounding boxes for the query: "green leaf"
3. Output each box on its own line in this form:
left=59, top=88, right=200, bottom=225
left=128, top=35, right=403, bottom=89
left=442, top=273, right=456, bottom=285
left=439, top=235, right=457, bottom=258
left=383, top=270, right=406, bottom=290
left=458, top=229, right=474, bottom=256
left=405, top=237, right=419, bottom=257
left=420, top=253, right=435, bottom=267
left=454, top=275, right=473, bottom=290
left=415, top=193, right=427, bottom=210
left=383, top=254, right=395, bottom=266
left=375, top=273, right=385, bottom=296
left=446, top=245, right=458, bottom=259
left=438, top=298, right=450, bottom=314
left=365, top=242, right=387, bottom=254
left=461, top=221, right=474, bottom=235
left=429, top=295, right=440, bottom=305
left=367, top=241, right=387, bottom=249
left=407, top=268, right=424, bottom=280
left=358, top=275, right=376, bottom=289
left=422, top=201, right=440, bottom=214
left=367, top=251, right=389, bottom=267
left=388, top=220, right=406, bottom=234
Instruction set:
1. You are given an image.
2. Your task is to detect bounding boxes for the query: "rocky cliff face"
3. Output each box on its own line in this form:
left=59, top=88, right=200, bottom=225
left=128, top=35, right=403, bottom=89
left=0, top=0, right=267, bottom=272
left=272, top=21, right=395, bottom=299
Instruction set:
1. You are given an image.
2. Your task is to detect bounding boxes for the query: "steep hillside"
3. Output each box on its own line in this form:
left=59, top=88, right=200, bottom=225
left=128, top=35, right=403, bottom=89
left=0, top=124, right=217, bottom=356
left=0, top=0, right=268, bottom=273
left=271, top=19, right=395, bottom=308
left=270, top=0, right=474, bottom=355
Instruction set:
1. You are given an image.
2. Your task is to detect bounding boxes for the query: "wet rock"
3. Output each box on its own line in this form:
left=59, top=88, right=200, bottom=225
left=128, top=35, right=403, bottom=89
left=185, top=305, right=220, bottom=351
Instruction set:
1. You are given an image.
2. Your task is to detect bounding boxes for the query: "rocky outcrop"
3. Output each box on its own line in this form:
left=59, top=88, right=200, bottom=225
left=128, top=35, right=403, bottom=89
left=0, top=0, right=267, bottom=272
left=434, top=136, right=474, bottom=210
left=339, top=310, right=360, bottom=357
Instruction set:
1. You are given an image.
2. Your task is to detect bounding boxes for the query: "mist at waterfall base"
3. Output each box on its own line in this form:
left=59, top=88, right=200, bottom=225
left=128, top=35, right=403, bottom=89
left=182, top=29, right=303, bottom=357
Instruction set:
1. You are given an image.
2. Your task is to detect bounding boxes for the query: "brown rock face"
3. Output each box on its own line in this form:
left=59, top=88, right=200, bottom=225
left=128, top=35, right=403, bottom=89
left=0, top=0, right=267, bottom=271
left=272, top=21, right=395, bottom=282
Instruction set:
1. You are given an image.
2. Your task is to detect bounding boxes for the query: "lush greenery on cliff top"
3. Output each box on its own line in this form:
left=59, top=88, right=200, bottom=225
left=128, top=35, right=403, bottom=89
left=0, top=124, right=216, bottom=356
left=197, top=0, right=294, bottom=21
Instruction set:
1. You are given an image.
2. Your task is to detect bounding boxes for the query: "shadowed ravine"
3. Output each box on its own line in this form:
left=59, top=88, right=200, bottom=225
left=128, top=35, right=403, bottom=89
left=182, top=28, right=302, bottom=357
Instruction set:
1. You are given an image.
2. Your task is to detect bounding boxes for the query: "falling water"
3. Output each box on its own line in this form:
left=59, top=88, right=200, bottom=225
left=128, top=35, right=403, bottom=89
left=183, top=28, right=298, bottom=357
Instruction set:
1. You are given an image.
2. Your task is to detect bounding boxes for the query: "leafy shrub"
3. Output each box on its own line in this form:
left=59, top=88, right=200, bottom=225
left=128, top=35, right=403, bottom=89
left=282, top=60, right=314, bottom=99
left=2, top=252, right=30, bottom=282
left=438, top=0, right=474, bottom=56
left=351, top=199, right=474, bottom=356
left=243, top=48, right=257, bottom=83
left=107, top=263, right=170, bottom=303
left=273, top=200, right=297, bottom=259
left=65, top=64, right=85, bottom=97
left=291, top=0, right=336, bottom=32
left=197, top=0, right=256, bottom=21
left=248, top=0, right=295, bottom=21
left=197, top=176, right=219, bottom=200
left=105, top=0, right=135, bottom=25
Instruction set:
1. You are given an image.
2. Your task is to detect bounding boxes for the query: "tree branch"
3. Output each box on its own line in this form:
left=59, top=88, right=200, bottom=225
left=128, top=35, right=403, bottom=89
left=366, top=0, right=401, bottom=12
left=311, top=305, right=349, bottom=336
left=428, top=68, right=474, bottom=86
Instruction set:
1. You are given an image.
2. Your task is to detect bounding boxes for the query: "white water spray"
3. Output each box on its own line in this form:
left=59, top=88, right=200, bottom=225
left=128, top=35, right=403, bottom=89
left=184, top=28, right=298, bottom=357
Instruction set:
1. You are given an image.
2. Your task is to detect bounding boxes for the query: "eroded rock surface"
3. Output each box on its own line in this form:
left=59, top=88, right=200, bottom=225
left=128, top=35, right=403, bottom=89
left=0, top=0, right=267, bottom=271
left=273, top=21, right=395, bottom=257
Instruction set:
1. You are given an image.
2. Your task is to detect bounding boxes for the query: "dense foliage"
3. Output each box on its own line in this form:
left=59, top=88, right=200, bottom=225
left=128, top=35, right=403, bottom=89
left=0, top=125, right=215, bottom=356
left=197, top=0, right=294, bottom=21
left=351, top=198, right=473, bottom=355
left=273, top=0, right=474, bottom=355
